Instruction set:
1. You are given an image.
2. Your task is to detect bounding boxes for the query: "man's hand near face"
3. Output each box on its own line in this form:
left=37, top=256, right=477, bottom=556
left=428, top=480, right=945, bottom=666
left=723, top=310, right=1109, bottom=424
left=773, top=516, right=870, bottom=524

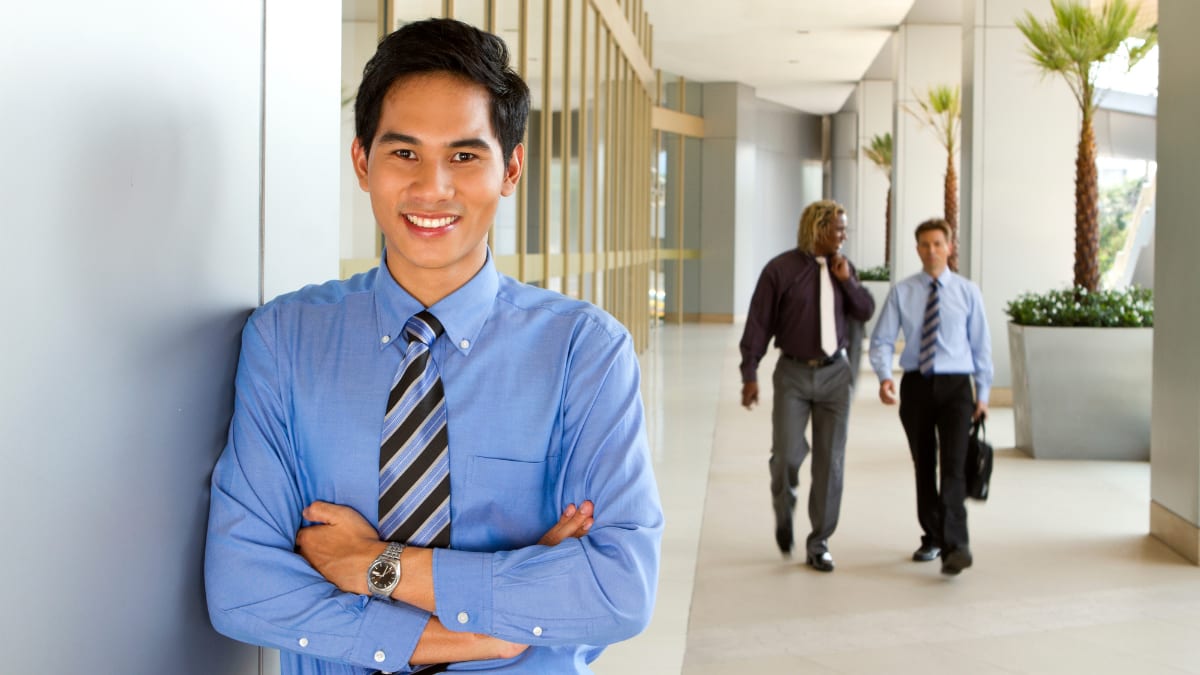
left=829, top=253, right=851, bottom=282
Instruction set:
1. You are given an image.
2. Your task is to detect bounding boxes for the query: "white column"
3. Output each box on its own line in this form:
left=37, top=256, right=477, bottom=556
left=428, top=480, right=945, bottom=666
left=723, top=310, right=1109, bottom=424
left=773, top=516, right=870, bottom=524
left=960, top=0, right=1076, bottom=389
left=1150, top=0, right=1200, bottom=565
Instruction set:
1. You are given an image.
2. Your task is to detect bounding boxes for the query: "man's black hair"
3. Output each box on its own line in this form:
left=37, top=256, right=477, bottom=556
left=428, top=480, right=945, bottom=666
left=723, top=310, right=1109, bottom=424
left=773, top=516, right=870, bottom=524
left=354, top=18, right=530, bottom=163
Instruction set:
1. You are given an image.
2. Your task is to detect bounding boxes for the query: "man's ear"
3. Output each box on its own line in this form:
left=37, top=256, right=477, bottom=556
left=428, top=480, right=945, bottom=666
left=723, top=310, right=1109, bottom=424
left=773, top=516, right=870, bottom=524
left=500, top=143, right=525, bottom=197
left=350, top=137, right=370, bottom=191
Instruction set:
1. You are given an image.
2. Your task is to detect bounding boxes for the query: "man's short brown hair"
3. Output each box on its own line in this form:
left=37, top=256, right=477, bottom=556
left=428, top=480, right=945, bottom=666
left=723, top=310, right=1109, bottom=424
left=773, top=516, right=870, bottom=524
left=914, top=218, right=951, bottom=242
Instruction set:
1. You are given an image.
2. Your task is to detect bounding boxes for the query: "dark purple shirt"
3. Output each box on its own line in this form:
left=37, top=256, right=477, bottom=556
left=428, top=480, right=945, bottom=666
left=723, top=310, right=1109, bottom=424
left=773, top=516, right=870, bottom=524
left=739, top=249, right=875, bottom=383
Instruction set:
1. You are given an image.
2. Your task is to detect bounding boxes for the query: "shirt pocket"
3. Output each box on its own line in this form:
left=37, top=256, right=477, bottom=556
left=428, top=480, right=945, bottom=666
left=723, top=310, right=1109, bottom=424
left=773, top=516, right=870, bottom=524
left=462, top=455, right=550, bottom=547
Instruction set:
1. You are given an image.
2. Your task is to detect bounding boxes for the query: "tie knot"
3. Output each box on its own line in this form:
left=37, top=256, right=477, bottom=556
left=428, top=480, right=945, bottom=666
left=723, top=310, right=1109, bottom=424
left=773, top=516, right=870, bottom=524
left=816, top=256, right=827, bottom=266
left=404, top=311, right=444, bottom=346
left=930, top=279, right=940, bottom=290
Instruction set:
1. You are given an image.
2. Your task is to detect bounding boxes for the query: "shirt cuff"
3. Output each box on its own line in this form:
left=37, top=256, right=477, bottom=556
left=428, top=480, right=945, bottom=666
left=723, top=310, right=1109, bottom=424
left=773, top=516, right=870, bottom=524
left=433, top=548, right=494, bottom=635
left=352, top=596, right=433, bottom=673
left=975, top=383, right=991, bottom=405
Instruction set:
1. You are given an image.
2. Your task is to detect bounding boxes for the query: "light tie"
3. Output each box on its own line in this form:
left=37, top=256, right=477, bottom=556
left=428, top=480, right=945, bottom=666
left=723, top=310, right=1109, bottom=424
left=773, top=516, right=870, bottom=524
left=816, top=256, right=838, bottom=357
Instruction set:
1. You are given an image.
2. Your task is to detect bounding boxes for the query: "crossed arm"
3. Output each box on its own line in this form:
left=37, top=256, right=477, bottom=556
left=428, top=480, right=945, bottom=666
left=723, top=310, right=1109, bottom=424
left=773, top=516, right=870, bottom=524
left=295, top=500, right=596, bottom=665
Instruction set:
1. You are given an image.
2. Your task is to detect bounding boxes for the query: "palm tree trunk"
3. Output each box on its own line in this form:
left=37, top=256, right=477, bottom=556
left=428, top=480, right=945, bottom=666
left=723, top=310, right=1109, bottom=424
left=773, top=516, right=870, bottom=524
left=1075, top=118, right=1100, bottom=292
left=945, top=152, right=959, bottom=272
left=884, top=185, right=892, bottom=266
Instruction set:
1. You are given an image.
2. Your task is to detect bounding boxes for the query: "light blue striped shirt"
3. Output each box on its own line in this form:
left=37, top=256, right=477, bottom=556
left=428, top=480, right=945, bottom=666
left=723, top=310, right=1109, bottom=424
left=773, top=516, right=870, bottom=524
left=205, top=252, right=663, bottom=674
left=868, top=269, right=994, bottom=403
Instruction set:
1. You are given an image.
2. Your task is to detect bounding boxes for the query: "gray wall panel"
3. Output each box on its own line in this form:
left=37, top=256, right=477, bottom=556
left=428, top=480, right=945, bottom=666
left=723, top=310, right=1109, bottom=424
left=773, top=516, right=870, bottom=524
left=1, top=1, right=262, bottom=672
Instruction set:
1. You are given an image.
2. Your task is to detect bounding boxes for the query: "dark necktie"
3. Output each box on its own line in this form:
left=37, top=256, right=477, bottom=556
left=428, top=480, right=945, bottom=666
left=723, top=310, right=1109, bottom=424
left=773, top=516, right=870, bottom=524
left=379, top=311, right=451, bottom=547
left=919, top=279, right=940, bottom=377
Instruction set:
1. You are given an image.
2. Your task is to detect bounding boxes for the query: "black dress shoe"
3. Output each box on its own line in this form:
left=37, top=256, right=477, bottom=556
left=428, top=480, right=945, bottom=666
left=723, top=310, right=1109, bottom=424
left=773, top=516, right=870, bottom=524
left=941, top=548, right=973, bottom=575
left=806, top=551, right=835, bottom=572
left=775, top=525, right=794, bottom=558
left=912, top=544, right=941, bottom=562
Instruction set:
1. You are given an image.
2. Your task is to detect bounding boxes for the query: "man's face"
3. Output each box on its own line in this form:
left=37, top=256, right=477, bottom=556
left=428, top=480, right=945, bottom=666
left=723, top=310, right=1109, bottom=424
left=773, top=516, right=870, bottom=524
left=352, top=72, right=522, bottom=294
left=813, top=212, right=847, bottom=257
left=916, top=228, right=951, bottom=274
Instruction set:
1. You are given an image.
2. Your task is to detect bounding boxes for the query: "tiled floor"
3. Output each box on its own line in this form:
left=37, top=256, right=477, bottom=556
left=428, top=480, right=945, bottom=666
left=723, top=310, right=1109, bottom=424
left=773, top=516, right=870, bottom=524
left=596, top=323, right=1200, bottom=675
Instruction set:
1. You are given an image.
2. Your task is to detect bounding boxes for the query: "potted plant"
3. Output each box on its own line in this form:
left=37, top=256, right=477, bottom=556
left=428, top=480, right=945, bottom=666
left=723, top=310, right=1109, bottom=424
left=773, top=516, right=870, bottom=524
left=1007, top=0, right=1156, bottom=460
left=856, top=264, right=891, bottom=338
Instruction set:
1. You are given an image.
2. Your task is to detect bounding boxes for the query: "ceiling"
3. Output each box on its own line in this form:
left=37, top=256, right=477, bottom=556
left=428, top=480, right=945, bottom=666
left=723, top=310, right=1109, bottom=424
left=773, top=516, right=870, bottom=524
left=341, top=0, right=965, bottom=114
left=642, top=0, right=962, bottom=114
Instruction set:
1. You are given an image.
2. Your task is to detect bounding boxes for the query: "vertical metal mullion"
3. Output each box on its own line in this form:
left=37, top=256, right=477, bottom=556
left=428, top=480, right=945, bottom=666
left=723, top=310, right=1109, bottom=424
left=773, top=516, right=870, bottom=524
left=561, top=0, right=573, bottom=296
left=590, top=14, right=601, bottom=304
left=540, top=0, right=553, bottom=288
left=578, top=1, right=588, bottom=299
left=517, top=0, right=529, bottom=282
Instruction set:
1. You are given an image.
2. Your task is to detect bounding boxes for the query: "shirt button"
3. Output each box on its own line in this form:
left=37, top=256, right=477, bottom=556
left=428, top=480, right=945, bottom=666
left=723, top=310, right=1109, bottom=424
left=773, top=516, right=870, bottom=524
left=460, top=339, right=470, bottom=349
left=532, top=626, right=543, bottom=637
left=374, top=650, right=386, bottom=663
left=381, top=335, right=390, bottom=344
left=457, top=611, right=470, bottom=624
left=298, top=637, right=309, bottom=648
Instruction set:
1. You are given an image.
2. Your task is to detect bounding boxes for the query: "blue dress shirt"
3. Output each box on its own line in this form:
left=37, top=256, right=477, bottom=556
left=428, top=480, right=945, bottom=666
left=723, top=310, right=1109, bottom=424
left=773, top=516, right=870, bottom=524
left=868, top=269, right=994, bottom=403
left=205, top=252, right=664, bottom=674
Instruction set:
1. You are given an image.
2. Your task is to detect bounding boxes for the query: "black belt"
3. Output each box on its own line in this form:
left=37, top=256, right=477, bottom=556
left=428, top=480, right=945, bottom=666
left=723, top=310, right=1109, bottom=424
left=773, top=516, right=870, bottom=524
left=375, top=665, right=450, bottom=675
left=782, top=350, right=844, bottom=367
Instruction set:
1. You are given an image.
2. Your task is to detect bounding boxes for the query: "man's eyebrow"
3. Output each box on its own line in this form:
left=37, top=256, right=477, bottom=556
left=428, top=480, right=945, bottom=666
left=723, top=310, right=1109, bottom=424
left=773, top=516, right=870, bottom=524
left=374, top=132, right=493, bottom=152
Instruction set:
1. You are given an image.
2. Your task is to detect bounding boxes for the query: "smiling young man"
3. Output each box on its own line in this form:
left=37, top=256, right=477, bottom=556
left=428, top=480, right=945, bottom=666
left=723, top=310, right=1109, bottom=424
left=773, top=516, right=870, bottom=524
left=205, top=18, right=663, bottom=674
left=868, top=218, right=992, bottom=576
left=738, top=200, right=874, bottom=573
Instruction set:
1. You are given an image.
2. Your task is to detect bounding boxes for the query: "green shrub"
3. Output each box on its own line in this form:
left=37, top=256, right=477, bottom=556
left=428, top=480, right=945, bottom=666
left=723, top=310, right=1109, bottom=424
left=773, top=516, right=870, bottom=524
left=1005, top=286, right=1153, bottom=327
left=857, top=265, right=890, bottom=282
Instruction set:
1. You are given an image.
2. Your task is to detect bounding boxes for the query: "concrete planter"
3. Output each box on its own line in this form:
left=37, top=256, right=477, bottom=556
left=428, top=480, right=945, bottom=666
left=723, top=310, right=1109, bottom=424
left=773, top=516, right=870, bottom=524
left=1008, top=322, right=1152, bottom=461
left=861, top=280, right=891, bottom=338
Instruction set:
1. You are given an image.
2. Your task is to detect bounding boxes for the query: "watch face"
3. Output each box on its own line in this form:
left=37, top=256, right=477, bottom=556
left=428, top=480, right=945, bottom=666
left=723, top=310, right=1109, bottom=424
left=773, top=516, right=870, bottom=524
left=369, top=561, right=397, bottom=589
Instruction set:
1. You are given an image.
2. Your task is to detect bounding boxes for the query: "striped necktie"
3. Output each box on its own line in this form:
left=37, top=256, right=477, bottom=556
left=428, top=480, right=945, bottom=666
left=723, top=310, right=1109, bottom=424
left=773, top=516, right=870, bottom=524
left=919, top=279, right=940, bottom=377
left=379, top=311, right=451, bottom=547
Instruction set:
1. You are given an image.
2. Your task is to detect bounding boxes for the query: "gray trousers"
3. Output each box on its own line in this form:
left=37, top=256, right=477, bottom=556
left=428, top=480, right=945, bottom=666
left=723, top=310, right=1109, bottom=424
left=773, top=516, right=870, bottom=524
left=770, top=354, right=853, bottom=556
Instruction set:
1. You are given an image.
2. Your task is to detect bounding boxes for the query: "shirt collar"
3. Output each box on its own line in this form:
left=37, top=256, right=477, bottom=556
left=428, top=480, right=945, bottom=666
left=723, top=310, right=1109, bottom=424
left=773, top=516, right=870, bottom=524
left=372, top=249, right=500, bottom=356
left=921, top=268, right=955, bottom=286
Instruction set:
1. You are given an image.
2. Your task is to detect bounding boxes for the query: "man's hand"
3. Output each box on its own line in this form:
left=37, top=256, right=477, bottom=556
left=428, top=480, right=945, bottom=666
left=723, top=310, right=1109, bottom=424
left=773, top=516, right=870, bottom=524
left=829, top=253, right=851, bottom=282
left=411, top=617, right=529, bottom=665
left=973, top=400, right=989, bottom=422
left=296, top=501, right=386, bottom=596
left=741, top=381, right=759, bottom=409
left=879, top=380, right=897, bottom=405
left=539, top=501, right=595, bottom=546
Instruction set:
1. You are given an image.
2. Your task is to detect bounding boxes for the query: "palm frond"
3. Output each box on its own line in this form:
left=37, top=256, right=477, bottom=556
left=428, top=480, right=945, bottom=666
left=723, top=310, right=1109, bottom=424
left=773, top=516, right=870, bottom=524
left=863, top=132, right=893, bottom=176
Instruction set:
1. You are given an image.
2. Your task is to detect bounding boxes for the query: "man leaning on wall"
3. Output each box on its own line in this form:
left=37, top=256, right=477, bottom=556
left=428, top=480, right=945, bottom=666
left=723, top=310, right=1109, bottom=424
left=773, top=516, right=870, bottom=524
left=204, top=18, right=663, bottom=674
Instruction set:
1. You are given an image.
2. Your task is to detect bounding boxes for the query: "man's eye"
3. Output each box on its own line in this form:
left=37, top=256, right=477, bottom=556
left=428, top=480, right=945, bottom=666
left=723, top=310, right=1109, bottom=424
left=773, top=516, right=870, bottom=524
left=453, top=152, right=476, bottom=162
left=394, top=149, right=414, bottom=159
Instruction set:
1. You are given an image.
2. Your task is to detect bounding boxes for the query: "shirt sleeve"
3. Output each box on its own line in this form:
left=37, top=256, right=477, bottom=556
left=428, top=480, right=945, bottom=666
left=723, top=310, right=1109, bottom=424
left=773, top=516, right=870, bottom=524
left=205, top=311, right=431, bottom=674
left=432, top=325, right=663, bottom=647
left=966, top=283, right=994, bottom=404
left=839, top=264, right=876, bottom=322
left=869, top=284, right=902, bottom=383
left=739, top=265, right=777, bottom=383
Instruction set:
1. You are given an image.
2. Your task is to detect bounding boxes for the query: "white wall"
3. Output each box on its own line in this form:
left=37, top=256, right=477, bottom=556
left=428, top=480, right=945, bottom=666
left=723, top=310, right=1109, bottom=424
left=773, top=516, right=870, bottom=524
left=892, top=23, right=962, bottom=280
left=0, top=1, right=341, bottom=672
left=961, top=0, right=1076, bottom=387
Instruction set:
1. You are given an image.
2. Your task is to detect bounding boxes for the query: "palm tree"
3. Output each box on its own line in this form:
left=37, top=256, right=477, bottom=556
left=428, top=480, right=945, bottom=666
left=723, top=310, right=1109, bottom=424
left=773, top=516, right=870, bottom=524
left=1016, top=0, right=1155, bottom=292
left=863, top=132, right=893, bottom=265
left=908, top=85, right=962, bottom=271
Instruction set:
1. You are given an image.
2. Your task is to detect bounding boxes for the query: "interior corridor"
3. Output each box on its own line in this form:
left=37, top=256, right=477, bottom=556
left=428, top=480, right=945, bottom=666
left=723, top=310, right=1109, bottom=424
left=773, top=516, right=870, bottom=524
left=595, top=323, right=1200, bottom=675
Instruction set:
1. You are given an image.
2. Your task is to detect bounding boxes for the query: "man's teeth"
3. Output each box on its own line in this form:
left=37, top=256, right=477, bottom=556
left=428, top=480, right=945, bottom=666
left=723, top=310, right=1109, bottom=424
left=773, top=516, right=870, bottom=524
left=406, top=215, right=455, bottom=229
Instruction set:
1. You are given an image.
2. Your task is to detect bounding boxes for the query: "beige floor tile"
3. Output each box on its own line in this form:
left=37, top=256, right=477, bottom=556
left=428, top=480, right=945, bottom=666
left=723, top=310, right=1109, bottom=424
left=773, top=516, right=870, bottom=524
left=593, top=324, right=1198, bottom=675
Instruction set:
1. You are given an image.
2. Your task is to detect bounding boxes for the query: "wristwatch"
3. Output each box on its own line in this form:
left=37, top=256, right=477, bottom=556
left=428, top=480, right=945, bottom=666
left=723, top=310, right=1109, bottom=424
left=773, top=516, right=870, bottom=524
left=367, top=541, right=405, bottom=598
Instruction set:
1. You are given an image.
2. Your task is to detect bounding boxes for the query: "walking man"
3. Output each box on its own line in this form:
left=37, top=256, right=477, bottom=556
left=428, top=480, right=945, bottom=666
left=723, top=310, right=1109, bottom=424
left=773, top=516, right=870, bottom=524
left=869, top=218, right=992, bottom=575
left=739, top=200, right=875, bottom=572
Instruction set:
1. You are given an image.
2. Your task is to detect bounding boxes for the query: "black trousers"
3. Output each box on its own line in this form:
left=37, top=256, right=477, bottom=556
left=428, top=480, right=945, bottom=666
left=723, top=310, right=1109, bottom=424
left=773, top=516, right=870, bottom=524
left=898, top=372, right=974, bottom=553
